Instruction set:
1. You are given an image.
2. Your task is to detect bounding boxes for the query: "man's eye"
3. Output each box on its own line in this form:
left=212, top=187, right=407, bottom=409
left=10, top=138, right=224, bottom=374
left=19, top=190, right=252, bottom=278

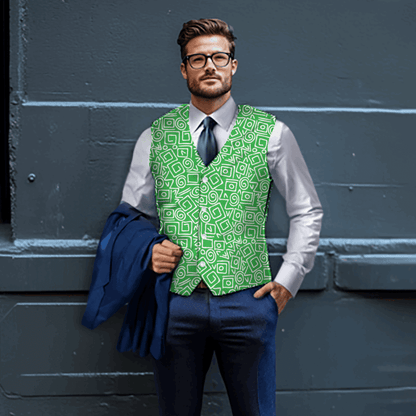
left=215, top=57, right=227, bottom=63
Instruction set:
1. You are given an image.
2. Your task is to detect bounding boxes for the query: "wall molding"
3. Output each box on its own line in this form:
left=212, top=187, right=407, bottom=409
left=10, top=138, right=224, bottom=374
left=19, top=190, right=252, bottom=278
left=22, top=101, right=416, bottom=114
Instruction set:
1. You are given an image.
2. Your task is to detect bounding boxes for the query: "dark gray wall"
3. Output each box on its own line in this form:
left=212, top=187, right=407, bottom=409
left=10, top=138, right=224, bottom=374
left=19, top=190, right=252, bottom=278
left=2, top=0, right=416, bottom=414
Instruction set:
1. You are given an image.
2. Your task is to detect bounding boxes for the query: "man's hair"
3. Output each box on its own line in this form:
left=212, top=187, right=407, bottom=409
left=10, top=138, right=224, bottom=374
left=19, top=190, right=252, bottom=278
left=177, top=18, right=237, bottom=61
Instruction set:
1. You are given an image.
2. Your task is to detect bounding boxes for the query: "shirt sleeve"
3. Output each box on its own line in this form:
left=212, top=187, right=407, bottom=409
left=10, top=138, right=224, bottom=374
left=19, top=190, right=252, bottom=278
left=267, top=121, right=323, bottom=298
left=121, top=127, right=160, bottom=227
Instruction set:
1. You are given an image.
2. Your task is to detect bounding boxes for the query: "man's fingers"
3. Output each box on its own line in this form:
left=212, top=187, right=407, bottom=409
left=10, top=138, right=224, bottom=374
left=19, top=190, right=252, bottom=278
left=157, top=240, right=183, bottom=257
left=161, top=239, right=183, bottom=252
left=151, top=254, right=180, bottom=273
left=154, top=253, right=181, bottom=264
left=149, top=240, right=181, bottom=273
left=152, top=251, right=182, bottom=268
left=153, top=264, right=177, bottom=274
left=161, top=239, right=180, bottom=248
left=153, top=251, right=181, bottom=262
left=253, top=282, right=274, bottom=298
left=149, top=239, right=183, bottom=274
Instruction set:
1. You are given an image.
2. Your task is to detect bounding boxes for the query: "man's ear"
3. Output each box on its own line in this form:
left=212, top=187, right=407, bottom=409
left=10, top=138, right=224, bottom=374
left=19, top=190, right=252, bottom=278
left=180, top=62, right=188, bottom=80
left=231, top=59, right=238, bottom=76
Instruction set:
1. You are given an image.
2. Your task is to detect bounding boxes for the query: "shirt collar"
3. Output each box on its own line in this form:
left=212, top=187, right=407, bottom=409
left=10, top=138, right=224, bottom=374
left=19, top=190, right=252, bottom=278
left=189, top=96, right=237, bottom=133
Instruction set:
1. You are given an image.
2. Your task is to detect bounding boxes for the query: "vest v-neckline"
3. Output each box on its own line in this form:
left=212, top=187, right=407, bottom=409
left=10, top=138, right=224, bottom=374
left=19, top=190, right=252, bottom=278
left=183, top=104, right=241, bottom=171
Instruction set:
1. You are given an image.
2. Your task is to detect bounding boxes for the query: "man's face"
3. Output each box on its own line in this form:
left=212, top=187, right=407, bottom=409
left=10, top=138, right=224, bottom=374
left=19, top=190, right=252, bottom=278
left=180, top=35, right=238, bottom=99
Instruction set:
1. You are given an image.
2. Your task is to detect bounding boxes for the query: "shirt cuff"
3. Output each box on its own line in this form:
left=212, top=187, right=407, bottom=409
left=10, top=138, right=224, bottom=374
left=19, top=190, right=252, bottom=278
left=273, top=261, right=305, bottom=298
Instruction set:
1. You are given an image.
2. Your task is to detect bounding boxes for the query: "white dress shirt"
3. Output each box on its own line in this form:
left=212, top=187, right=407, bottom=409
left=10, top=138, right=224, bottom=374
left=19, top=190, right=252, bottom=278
left=121, top=96, right=323, bottom=297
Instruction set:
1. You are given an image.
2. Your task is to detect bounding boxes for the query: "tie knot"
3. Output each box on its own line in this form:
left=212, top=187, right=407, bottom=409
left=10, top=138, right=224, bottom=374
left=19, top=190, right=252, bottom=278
left=203, top=117, right=216, bottom=131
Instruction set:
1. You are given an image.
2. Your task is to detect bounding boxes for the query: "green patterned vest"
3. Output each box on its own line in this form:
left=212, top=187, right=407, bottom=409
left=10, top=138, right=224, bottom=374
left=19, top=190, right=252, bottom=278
left=149, top=104, right=275, bottom=296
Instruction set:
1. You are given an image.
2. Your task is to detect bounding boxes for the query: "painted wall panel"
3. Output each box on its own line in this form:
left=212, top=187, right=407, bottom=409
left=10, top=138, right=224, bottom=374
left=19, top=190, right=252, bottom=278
left=15, top=106, right=92, bottom=239
left=0, top=300, right=155, bottom=396
left=20, top=0, right=416, bottom=108
left=14, top=105, right=416, bottom=239
left=1, top=293, right=415, bottom=397
left=0, top=254, right=95, bottom=291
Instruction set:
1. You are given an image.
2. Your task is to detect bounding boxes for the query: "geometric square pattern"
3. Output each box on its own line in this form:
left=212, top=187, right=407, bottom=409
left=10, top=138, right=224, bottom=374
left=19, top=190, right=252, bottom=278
left=150, top=104, right=275, bottom=296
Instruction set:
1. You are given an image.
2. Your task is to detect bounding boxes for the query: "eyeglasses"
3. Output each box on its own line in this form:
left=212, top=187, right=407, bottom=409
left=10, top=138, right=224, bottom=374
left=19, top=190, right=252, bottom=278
left=183, top=52, right=233, bottom=69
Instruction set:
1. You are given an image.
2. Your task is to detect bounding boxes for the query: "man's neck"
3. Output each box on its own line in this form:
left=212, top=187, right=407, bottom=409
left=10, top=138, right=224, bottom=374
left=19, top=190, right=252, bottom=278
left=190, top=92, right=231, bottom=115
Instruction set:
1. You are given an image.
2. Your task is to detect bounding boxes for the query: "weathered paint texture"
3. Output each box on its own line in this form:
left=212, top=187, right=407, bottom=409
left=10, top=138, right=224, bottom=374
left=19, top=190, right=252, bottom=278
left=2, top=0, right=416, bottom=414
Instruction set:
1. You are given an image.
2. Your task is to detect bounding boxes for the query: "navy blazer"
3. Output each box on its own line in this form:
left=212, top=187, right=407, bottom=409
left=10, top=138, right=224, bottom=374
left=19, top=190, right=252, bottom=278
left=82, top=202, right=171, bottom=360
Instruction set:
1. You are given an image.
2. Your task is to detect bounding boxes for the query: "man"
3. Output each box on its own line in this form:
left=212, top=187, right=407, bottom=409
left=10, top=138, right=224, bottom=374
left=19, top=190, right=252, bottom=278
left=122, top=18, right=323, bottom=416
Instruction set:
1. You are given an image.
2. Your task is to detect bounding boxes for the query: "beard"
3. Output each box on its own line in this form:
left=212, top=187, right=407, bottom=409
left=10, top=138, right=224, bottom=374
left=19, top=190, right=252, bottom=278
left=186, top=74, right=232, bottom=99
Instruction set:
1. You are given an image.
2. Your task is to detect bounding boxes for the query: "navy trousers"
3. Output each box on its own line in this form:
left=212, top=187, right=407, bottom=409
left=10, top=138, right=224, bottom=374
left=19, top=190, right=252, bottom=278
left=152, top=285, right=279, bottom=416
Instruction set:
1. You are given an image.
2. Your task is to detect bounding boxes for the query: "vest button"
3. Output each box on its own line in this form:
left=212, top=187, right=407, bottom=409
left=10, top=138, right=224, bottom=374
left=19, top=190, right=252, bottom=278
left=201, top=207, right=207, bottom=212
left=202, top=176, right=208, bottom=183
left=199, top=261, right=206, bottom=268
left=201, top=234, right=207, bottom=239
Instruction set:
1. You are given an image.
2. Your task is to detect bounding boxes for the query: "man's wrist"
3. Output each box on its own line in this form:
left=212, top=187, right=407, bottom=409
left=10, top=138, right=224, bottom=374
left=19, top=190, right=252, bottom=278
left=273, top=263, right=302, bottom=298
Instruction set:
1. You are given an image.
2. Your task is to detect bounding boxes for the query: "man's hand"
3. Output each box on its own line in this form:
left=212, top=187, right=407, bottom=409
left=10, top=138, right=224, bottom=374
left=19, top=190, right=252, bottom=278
left=148, top=240, right=183, bottom=274
left=253, top=282, right=293, bottom=314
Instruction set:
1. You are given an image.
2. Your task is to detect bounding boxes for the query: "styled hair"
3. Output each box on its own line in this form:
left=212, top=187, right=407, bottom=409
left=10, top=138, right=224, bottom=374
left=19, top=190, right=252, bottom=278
left=177, top=18, right=237, bottom=61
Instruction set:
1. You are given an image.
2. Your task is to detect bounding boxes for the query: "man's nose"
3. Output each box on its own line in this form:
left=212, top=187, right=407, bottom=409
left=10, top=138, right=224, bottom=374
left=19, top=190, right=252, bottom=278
left=205, top=56, right=217, bottom=70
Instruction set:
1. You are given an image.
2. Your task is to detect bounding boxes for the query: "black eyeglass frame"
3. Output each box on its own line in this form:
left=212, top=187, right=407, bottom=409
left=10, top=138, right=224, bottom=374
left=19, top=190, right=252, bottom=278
left=182, top=52, right=234, bottom=69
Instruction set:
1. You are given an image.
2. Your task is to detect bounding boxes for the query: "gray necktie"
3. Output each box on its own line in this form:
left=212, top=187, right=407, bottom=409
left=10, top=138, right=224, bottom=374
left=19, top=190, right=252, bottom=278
left=197, top=117, right=217, bottom=166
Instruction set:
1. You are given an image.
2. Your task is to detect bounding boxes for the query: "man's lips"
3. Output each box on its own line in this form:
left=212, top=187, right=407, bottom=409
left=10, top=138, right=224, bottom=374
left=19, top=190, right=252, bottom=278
left=201, top=76, right=220, bottom=81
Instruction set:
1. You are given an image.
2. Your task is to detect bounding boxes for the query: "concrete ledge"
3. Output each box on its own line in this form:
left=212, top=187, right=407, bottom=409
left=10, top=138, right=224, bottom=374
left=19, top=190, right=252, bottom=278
left=1, top=388, right=415, bottom=416
left=1, top=238, right=416, bottom=292
left=335, top=254, right=416, bottom=290
left=0, top=245, right=329, bottom=292
left=0, top=251, right=328, bottom=292
left=270, top=252, right=328, bottom=290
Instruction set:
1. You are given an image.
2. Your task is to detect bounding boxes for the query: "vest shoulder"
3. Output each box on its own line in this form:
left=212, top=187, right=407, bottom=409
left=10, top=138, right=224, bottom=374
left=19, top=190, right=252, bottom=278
left=152, top=104, right=189, bottom=127
left=238, top=104, right=276, bottom=123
